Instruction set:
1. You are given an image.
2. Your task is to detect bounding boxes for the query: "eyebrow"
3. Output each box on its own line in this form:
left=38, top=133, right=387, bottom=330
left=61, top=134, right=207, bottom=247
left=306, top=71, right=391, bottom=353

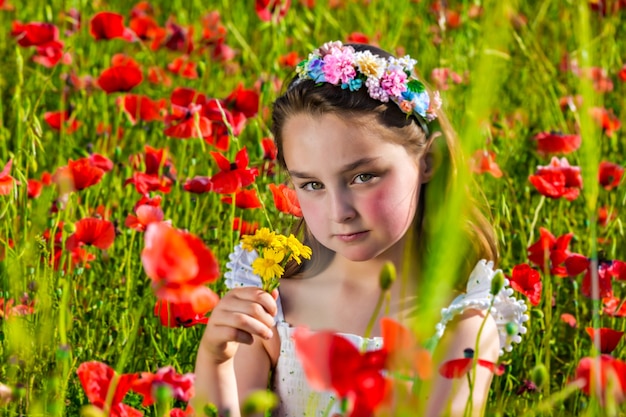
left=289, top=156, right=380, bottom=178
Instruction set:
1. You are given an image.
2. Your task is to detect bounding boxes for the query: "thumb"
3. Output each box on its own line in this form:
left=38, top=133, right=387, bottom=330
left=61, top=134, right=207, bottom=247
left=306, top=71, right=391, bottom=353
left=271, top=289, right=279, bottom=300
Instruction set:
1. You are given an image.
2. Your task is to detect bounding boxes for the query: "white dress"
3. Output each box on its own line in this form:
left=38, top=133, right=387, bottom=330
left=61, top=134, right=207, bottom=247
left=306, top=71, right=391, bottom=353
left=224, top=244, right=528, bottom=417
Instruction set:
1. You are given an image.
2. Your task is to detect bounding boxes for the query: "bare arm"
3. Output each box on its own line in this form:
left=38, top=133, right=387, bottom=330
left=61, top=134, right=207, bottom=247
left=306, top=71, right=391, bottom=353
left=192, top=288, right=278, bottom=417
left=426, top=309, right=500, bottom=417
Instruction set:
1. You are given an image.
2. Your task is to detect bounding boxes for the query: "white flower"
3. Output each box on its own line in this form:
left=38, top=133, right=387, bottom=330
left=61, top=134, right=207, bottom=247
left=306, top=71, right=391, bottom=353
left=354, top=51, right=386, bottom=78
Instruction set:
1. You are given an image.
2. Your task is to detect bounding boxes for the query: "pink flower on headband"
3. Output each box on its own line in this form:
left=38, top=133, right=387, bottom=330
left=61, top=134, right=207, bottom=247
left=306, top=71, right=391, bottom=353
left=380, top=69, right=408, bottom=97
left=322, top=46, right=356, bottom=85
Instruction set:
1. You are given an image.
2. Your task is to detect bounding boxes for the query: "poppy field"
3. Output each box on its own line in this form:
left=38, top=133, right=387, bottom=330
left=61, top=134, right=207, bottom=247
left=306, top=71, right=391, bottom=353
left=1, top=0, right=626, bottom=416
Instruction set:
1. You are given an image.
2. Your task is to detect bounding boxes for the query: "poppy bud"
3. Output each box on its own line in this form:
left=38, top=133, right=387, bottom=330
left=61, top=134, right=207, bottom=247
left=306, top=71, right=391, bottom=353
left=491, top=271, right=505, bottom=295
left=154, top=383, right=173, bottom=407
left=379, top=261, right=396, bottom=291
left=531, top=308, right=544, bottom=319
left=531, top=364, right=548, bottom=390
left=63, top=222, right=76, bottom=234
left=203, top=404, right=219, bottom=417
left=241, top=390, right=278, bottom=416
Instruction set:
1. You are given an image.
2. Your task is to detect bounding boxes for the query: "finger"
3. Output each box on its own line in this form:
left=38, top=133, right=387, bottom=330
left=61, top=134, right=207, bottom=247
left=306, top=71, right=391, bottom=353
left=227, top=287, right=278, bottom=317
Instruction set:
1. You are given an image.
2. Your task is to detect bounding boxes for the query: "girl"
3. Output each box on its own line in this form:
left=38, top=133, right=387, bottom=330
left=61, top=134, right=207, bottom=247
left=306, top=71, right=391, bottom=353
left=193, top=41, right=527, bottom=417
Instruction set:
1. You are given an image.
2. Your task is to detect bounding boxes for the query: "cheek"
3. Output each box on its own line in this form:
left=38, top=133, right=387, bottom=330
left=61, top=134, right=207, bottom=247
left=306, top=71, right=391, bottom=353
left=367, top=181, right=420, bottom=225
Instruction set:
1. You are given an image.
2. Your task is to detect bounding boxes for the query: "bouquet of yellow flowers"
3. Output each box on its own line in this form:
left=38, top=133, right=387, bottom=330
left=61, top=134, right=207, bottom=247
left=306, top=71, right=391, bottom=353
left=240, top=228, right=312, bottom=292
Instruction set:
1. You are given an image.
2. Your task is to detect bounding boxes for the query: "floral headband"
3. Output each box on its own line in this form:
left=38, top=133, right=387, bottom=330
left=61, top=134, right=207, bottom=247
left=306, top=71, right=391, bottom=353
left=293, top=41, right=441, bottom=134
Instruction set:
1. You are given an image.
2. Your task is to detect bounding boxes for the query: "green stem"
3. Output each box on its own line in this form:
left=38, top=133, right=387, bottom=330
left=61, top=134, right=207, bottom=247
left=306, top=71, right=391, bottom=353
left=363, top=289, right=387, bottom=341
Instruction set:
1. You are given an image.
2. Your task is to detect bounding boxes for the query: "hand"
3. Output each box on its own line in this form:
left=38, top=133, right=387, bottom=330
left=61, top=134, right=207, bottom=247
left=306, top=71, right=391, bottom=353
left=200, top=287, right=278, bottom=365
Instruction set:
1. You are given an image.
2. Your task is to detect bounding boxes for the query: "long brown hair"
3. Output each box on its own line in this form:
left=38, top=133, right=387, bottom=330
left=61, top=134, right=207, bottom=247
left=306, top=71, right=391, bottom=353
left=271, top=43, right=497, bottom=288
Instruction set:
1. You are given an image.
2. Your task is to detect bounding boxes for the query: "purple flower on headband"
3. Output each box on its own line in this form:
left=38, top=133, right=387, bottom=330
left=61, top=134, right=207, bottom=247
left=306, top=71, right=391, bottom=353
left=365, top=77, right=389, bottom=102
left=380, top=69, right=408, bottom=98
left=322, top=47, right=356, bottom=85
left=307, top=58, right=326, bottom=83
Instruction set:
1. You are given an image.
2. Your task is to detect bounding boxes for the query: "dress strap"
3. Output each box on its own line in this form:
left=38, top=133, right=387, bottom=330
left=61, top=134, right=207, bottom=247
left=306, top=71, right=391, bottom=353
left=225, top=243, right=286, bottom=323
left=434, top=260, right=529, bottom=356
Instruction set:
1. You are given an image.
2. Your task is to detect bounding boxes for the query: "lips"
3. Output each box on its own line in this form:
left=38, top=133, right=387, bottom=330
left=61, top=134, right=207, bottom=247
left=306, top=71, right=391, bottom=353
left=335, top=231, right=369, bottom=242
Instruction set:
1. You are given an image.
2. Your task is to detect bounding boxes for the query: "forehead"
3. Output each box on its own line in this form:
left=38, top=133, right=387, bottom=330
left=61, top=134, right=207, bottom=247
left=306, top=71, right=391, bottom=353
left=281, top=113, right=415, bottom=173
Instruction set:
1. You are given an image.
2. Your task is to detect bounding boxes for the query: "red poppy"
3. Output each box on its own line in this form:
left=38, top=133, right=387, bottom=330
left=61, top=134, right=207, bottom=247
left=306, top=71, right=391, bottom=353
left=125, top=171, right=173, bottom=195
left=565, top=254, right=613, bottom=299
left=88, top=153, right=113, bottom=172
left=619, top=64, right=626, bottom=82
left=255, top=0, right=291, bottom=22
left=27, top=179, right=44, bottom=199
left=608, top=260, right=626, bottom=280
left=590, top=107, right=621, bottom=137
left=200, top=11, right=227, bottom=45
left=380, top=317, right=432, bottom=380
left=224, top=84, right=260, bottom=119
left=559, top=95, right=584, bottom=112
left=89, top=12, right=135, bottom=41
left=470, top=149, right=503, bottom=178
left=598, top=161, right=624, bottom=190
left=53, top=157, right=105, bottom=192
left=33, top=41, right=72, bottom=68
left=183, top=176, right=212, bottom=194
left=200, top=99, right=246, bottom=150
left=11, top=21, right=59, bottom=47
left=76, top=361, right=141, bottom=417
left=603, top=296, right=626, bottom=317
left=131, top=366, right=194, bottom=406
left=147, top=66, right=172, bottom=87
left=278, top=51, right=301, bottom=68
left=209, top=148, right=259, bottom=194
left=528, top=157, right=582, bottom=201
left=143, top=145, right=177, bottom=178
left=574, top=355, right=626, bottom=404
left=162, top=20, right=194, bottom=53
left=293, top=327, right=388, bottom=417
left=532, top=132, right=581, bottom=155
left=585, top=327, right=624, bottom=354
left=527, top=227, right=573, bottom=277
left=269, top=183, right=303, bottom=217
left=129, top=14, right=161, bottom=41
left=598, top=206, right=617, bottom=227
left=167, top=56, right=198, bottom=79
left=560, top=313, right=577, bottom=328
left=221, top=189, right=262, bottom=209
left=233, top=217, right=259, bottom=236
left=210, top=41, right=236, bottom=62
left=118, top=94, right=166, bottom=124
left=164, top=104, right=212, bottom=139
left=0, top=159, right=16, bottom=196
left=0, top=297, right=35, bottom=319
left=154, top=299, right=210, bottom=328
left=65, top=218, right=116, bottom=251
left=438, top=348, right=505, bottom=379
left=508, top=264, right=542, bottom=306
left=125, top=204, right=164, bottom=232
left=346, top=32, right=370, bottom=44
left=43, top=110, right=81, bottom=133
left=141, top=222, right=220, bottom=310
left=97, top=65, right=143, bottom=94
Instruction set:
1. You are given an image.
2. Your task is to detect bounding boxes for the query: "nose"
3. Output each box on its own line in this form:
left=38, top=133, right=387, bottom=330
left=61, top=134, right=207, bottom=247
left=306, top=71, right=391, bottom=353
left=328, top=188, right=356, bottom=223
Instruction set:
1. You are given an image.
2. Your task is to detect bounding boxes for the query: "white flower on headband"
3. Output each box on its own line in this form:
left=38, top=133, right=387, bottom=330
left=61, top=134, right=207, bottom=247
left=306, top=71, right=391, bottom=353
left=294, top=41, right=439, bottom=126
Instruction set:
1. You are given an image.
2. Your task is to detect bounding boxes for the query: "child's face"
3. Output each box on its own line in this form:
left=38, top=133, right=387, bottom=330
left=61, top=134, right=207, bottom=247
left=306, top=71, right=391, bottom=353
left=282, top=112, right=427, bottom=262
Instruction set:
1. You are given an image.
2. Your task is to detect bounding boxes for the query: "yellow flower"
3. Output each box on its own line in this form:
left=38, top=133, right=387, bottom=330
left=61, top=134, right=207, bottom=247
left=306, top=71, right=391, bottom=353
left=241, top=227, right=276, bottom=252
left=252, top=248, right=286, bottom=282
left=284, top=234, right=312, bottom=264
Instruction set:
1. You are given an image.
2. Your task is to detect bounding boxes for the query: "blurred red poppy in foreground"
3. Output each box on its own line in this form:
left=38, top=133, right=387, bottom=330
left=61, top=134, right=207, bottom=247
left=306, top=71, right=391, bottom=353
left=470, top=150, right=502, bottom=178
left=532, top=132, right=581, bottom=155
left=585, top=327, right=624, bottom=354
left=131, top=366, right=194, bottom=406
left=293, top=327, right=388, bottom=417
left=269, top=183, right=302, bottom=217
left=573, top=355, right=626, bottom=405
left=598, top=161, right=624, bottom=191
left=508, top=264, right=542, bottom=306
left=154, top=299, right=209, bottom=328
left=76, top=361, right=140, bottom=417
left=528, top=157, right=582, bottom=201
left=125, top=204, right=164, bottom=232
left=380, top=317, right=432, bottom=380
left=142, top=222, right=220, bottom=310
left=0, top=159, right=16, bottom=196
left=438, top=348, right=504, bottom=379
left=527, top=227, right=573, bottom=277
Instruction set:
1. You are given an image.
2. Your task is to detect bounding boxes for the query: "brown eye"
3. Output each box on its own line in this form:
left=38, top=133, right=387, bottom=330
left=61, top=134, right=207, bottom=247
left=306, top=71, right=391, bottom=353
left=354, top=173, right=375, bottom=184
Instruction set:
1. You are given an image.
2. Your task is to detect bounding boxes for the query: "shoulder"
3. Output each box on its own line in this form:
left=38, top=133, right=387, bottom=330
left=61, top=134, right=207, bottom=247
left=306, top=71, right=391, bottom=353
left=435, top=260, right=529, bottom=356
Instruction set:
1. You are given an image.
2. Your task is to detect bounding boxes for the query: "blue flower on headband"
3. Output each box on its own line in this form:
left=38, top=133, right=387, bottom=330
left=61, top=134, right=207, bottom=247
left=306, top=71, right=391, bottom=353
left=307, top=58, right=326, bottom=83
left=341, top=78, right=363, bottom=91
left=405, top=90, right=430, bottom=118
